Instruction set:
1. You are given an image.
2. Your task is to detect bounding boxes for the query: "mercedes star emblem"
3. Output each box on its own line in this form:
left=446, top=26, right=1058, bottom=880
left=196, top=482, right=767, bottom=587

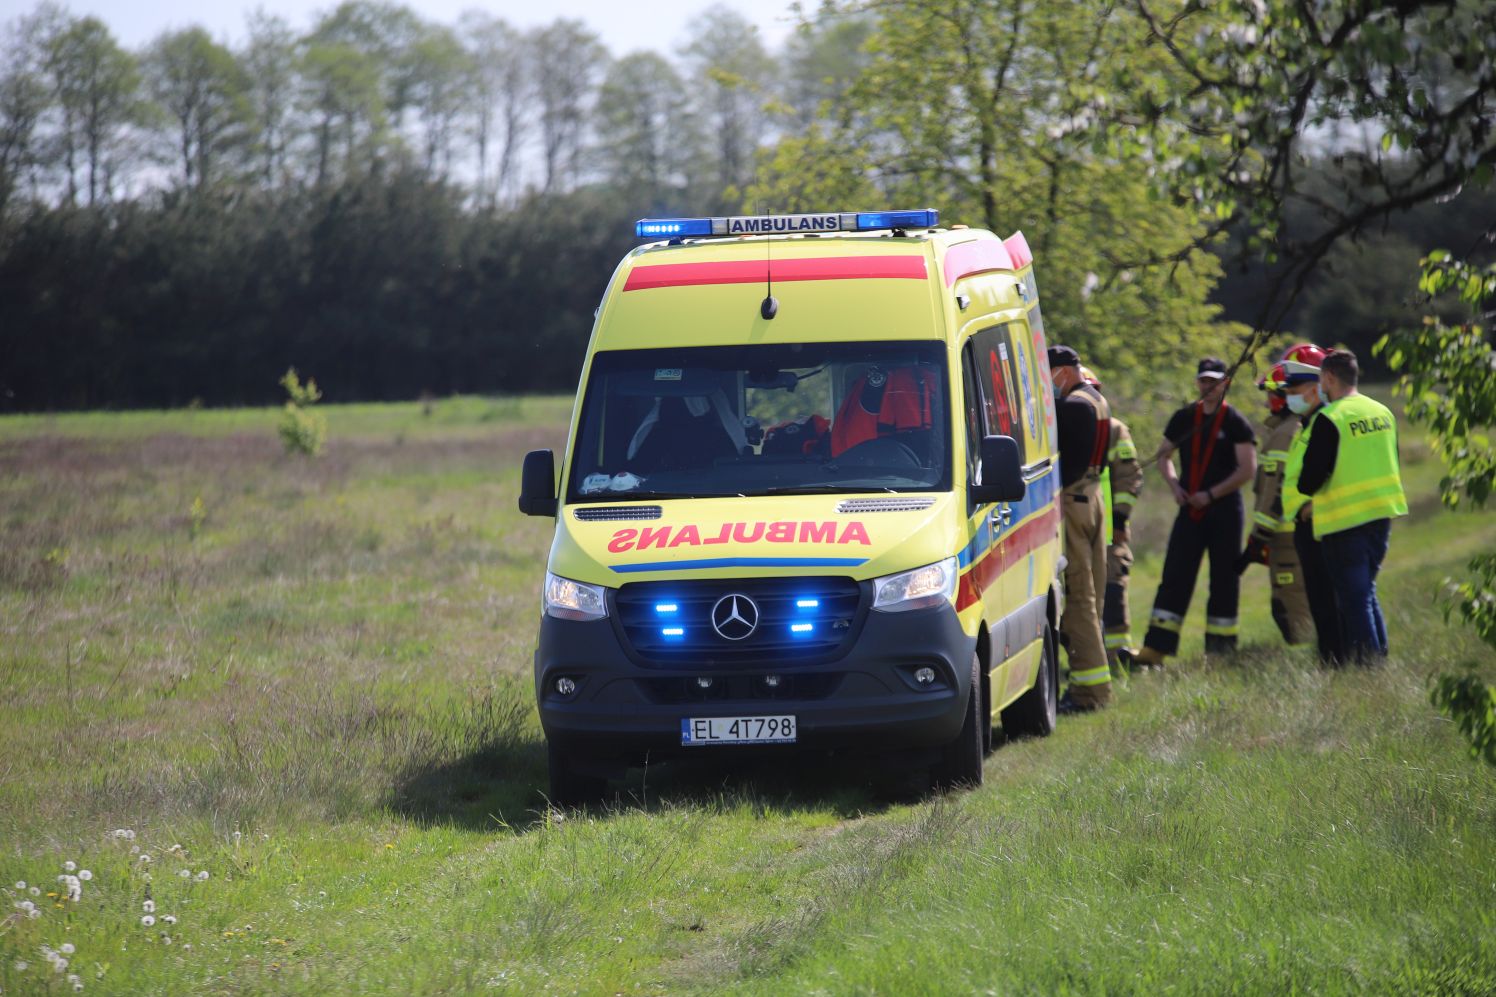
left=711, top=594, right=760, bottom=641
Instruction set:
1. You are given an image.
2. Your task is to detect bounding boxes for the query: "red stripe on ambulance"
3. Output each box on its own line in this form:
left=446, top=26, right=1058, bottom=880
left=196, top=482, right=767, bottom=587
left=622, top=256, right=928, bottom=291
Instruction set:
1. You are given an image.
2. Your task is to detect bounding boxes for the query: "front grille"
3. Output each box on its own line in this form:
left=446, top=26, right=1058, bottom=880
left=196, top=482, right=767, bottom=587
left=614, top=576, right=864, bottom=667
left=835, top=496, right=936, bottom=513
left=640, top=673, right=844, bottom=703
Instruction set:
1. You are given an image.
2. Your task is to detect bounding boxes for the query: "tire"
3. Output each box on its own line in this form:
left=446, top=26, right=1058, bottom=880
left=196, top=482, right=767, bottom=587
left=1000, top=622, right=1059, bottom=739
left=546, top=742, right=607, bottom=808
left=931, top=653, right=985, bottom=791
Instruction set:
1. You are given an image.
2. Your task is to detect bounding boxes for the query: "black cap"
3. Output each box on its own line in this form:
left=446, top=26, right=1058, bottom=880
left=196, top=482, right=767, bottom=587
left=1196, top=357, right=1228, bottom=380
left=1048, top=345, right=1080, bottom=369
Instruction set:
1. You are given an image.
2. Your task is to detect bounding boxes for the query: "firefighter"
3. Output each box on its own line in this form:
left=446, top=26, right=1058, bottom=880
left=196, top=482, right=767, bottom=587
left=1048, top=346, right=1112, bottom=711
left=1292, top=349, right=1408, bottom=664
left=1131, top=358, right=1257, bottom=667
left=1080, top=366, right=1143, bottom=672
left=1238, top=362, right=1313, bottom=644
left=1279, top=343, right=1346, bottom=666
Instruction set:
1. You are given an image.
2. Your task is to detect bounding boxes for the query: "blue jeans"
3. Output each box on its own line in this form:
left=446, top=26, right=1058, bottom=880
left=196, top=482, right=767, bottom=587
left=1321, top=519, right=1391, bottom=663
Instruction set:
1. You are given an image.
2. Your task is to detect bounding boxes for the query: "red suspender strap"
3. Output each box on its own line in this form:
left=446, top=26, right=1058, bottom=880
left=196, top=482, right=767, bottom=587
left=1186, top=402, right=1229, bottom=521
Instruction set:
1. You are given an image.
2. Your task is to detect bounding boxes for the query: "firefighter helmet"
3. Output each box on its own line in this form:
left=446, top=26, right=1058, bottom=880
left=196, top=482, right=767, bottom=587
left=1080, top=365, right=1102, bottom=390
left=1280, top=343, right=1326, bottom=383
left=1259, top=362, right=1288, bottom=413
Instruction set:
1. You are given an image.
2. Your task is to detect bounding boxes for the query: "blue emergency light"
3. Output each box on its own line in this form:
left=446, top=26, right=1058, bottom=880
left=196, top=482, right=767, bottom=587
left=634, top=209, right=939, bottom=239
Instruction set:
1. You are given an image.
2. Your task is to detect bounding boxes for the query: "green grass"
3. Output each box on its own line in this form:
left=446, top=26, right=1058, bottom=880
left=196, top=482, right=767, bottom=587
left=2, top=394, right=1493, bottom=995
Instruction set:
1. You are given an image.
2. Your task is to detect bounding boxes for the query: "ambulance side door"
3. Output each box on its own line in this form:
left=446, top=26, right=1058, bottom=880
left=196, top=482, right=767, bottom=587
left=969, top=322, right=1027, bottom=632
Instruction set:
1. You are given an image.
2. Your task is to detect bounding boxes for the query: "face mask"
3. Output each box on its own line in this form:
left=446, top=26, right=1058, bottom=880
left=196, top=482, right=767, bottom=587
left=1286, top=393, right=1313, bottom=415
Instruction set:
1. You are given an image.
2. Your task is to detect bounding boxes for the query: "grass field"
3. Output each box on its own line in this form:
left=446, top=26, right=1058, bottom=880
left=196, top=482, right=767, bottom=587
left=2, top=396, right=1494, bottom=995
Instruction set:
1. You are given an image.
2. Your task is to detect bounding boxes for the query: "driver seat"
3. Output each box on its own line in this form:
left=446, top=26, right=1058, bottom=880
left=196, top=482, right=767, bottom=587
left=830, top=366, right=936, bottom=458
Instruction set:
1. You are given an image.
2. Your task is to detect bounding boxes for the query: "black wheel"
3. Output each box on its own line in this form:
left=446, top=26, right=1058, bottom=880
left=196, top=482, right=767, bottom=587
left=931, top=653, right=985, bottom=791
left=546, top=742, right=606, bottom=808
left=1000, top=622, right=1059, bottom=738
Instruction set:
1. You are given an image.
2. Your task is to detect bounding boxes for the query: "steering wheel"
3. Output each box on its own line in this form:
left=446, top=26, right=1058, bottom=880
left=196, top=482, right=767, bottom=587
left=833, top=436, right=922, bottom=467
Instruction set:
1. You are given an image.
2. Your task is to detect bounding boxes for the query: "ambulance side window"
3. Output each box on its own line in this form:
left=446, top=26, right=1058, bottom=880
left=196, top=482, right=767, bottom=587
left=961, top=342, right=984, bottom=480
left=971, top=323, right=1028, bottom=464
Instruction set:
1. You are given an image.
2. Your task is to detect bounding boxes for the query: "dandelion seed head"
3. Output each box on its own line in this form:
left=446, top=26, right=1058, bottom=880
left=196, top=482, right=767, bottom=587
left=163, top=935, right=172, bottom=945
left=19, top=900, right=35, bottom=912
left=141, top=915, right=155, bottom=927
left=78, top=870, right=91, bottom=881
left=14, top=881, right=25, bottom=890
left=53, top=957, right=68, bottom=972
left=76, top=983, right=87, bottom=992
left=137, top=854, right=151, bottom=864
left=178, top=869, right=191, bottom=878
left=14, top=960, right=27, bottom=971
left=142, top=900, right=155, bottom=913
left=60, top=943, right=75, bottom=955
left=29, top=886, right=40, bottom=896
left=62, top=861, right=76, bottom=873
left=162, top=914, right=177, bottom=924
left=27, top=908, right=40, bottom=919
left=196, top=870, right=209, bottom=881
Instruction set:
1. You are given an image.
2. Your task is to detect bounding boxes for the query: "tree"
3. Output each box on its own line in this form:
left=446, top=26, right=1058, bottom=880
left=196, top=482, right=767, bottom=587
left=143, top=27, right=251, bottom=190
left=529, top=19, right=608, bottom=193
left=1122, top=0, right=1496, bottom=333
left=0, top=6, right=57, bottom=218
left=298, top=36, right=386, bottom=186
left=593, top=52, right=697, bottom=207
left=685, top=5, right=776, bottom=207
left=779, top=10, right=875, bottom=129
left=458, top=11, right=527, bottom=205
left=749, top=0, right=1233, bottom=399
left=406, top=22, right=472, bottom=179
left=241, top=11, right=299, bottom=189
left=45, top=15, right=140, bottom=205
left=1378, top=253, right=1496, bottom=765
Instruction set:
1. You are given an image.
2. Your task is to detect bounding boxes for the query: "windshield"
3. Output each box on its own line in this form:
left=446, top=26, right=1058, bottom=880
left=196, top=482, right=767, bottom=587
left=567, top=341, right=951, bottom=502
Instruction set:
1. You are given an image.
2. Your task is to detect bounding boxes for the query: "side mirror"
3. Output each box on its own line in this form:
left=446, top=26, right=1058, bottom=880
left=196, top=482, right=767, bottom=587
left=518, top=449, right=557, bottom=517
left=970, top=435, right=1026, bottom=505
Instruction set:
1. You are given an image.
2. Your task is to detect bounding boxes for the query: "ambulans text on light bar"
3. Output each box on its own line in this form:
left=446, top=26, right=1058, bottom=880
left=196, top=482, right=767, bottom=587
left=634, top=209, right=939, bottom=239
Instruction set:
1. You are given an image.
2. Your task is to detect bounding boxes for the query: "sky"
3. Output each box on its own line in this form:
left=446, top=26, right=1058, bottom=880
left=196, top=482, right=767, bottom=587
left=0, top=0, right=804, bottom=54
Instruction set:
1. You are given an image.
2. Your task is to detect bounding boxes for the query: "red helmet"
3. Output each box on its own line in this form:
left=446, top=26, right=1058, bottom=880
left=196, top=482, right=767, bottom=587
left=1259, top=362, right=1288, bottom=413
left=1080, top=364, right=1102, bottom=390
left=1280, top=343, right=1326, bottom=383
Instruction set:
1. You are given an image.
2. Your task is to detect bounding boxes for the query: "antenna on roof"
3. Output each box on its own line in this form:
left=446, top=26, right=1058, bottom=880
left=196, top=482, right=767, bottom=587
left=760, top=201, right=778, bottom=320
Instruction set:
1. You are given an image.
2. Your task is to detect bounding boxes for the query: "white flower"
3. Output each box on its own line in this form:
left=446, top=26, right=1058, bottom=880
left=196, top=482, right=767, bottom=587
left=29, top=886, right=40, bottom=896
left=63, top=861, right=76, bottom=873
left=78, top=870, right=92, bottom=881
left=182, top=943, right=191, bottom=951
left=19, top=900, right=34, bottom=912
left=68, top=974, right=82, bottom=987
left=27, top=907, right=40, bottom=919
left=75, top=982, right=86, bottom=992
left=162, top=914, right=177, bottom=925
left=143, top=899, right=155, bottom=913
left=178, top=869, right=191, bottom=879
left=53, top=957, right=68, bottom=972
left=195, top=870, right=209, bottom=881
left=60, top=943, right=75, bottom=955
left=232, top=831, right=242, bottom=842
left=129, top=845, right=139, bottom=854
left=14, top=880, right=25, bottom=890
left=14, top=959, right=27, bottom=971
left=112, top=828, right=135, bottom=840
left=137, top=854, right=151, bottom=864
left=162, top=935, right=172, bottom=945
left=141, top=915, right=155, bottom=927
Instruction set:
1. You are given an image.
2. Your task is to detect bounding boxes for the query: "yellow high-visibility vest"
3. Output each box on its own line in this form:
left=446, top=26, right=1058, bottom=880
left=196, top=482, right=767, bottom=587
left=1282, top=419, right=1312, bottom=526
left=1312, top=394, right=1409, bottom=539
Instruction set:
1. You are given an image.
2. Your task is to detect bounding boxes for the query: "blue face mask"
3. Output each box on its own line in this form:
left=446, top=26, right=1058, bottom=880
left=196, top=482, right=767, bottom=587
left=1286, top=392, right=1314, bottom=415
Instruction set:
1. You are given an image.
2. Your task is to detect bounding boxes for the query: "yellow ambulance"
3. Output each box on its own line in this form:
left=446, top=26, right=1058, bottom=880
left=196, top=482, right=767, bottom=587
left=518, top=209, right=1064, bottom=803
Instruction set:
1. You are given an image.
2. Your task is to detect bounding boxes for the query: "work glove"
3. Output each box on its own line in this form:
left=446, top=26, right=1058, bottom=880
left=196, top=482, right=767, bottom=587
left=1235, top=535, right=1270, bottom=575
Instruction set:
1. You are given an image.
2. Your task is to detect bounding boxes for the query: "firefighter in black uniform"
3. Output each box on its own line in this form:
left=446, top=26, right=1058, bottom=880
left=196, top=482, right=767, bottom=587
left=1131, top=358, right=1257, bottom=667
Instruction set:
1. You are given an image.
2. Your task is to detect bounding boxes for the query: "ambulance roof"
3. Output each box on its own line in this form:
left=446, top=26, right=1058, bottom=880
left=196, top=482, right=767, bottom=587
left=594, top=220, right=1034, bottom=353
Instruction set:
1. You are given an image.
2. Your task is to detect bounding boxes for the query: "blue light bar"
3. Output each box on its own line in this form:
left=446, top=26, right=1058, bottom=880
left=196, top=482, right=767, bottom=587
left=855, top=209, right=940, bottom=231
left=662, top=627, right=684, bottom=637
left=635, top=209, right=939, bottom=240
left=655, top=603, right=679, bottom=613
left=790, top=623, right=814, bottom=633
left=635, top=218, right=714, bottom=238
left=796, top=599, right=819, bottom=609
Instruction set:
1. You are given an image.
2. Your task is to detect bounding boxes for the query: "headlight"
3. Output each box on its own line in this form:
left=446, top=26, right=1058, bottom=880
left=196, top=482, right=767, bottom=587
left=872, top=557, right=958, bottom=613
left=543, top=572, right=609, bottom=621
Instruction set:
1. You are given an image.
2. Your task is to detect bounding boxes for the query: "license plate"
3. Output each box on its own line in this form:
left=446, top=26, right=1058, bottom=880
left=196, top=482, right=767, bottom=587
left=681, top=715, right=797, bottom=746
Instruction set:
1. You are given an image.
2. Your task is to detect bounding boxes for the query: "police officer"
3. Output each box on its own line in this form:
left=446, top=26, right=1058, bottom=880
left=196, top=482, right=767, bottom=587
left=1292, top=349, right=1408, bottom=663
left=1081, top=366, right=1144, bottom=671
left=1132, top=358, right=1257, bottom=667
left=1239, top=363, right=1313, bottom=645
left=1279, top=344, right=1346, bottom=666
left=1049, top=346, right=1112, bottom=710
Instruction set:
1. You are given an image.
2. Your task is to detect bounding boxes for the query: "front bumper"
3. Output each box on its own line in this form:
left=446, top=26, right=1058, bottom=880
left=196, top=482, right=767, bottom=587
left=535, top=601, right=976, bottom=765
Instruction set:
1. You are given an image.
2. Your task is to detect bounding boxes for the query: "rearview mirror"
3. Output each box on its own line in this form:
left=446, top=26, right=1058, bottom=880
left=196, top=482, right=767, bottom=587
left=970, top=435, right=1025, bottom=505
left=518, top=449, right=557, bottom=517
